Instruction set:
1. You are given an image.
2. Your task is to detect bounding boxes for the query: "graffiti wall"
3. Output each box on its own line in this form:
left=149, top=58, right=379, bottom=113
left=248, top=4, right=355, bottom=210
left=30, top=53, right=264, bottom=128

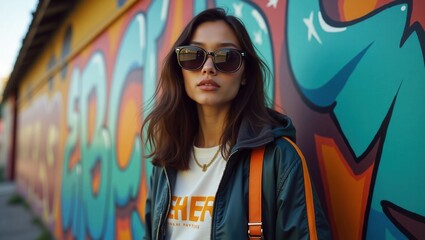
left=7, top=0, right=425, bottom=239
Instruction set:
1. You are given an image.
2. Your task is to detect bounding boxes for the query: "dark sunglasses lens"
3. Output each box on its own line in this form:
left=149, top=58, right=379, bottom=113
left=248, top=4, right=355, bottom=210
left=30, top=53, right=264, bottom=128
left=214, top=49, right=242, bottom=72
left=178, top=47, right=205, bottom=70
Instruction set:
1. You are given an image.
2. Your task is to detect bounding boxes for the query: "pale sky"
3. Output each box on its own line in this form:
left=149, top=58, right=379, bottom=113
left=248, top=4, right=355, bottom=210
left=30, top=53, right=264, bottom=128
left=0, top=0, right=38, bottom=80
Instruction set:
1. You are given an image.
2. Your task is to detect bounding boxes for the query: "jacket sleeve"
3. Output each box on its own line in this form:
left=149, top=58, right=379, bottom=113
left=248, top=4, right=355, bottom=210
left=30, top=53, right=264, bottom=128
left=275, top=138, right=331, bottom=240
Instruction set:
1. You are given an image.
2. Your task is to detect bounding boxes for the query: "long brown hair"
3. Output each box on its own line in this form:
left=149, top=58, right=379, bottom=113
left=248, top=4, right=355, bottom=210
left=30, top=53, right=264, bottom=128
left=142, top=8, right=277, bottom=170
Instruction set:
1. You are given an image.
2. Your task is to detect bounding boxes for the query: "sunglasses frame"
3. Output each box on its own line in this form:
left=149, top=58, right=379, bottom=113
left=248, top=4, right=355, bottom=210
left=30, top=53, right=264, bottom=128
left=175, top=46, right=246, bottom=73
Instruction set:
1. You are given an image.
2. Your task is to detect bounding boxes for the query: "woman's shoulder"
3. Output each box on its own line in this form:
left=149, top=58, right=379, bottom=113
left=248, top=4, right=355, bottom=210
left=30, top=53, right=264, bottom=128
left=271, top=136, right=301, bottom=154
left=264, top=136, right=305, bottom=170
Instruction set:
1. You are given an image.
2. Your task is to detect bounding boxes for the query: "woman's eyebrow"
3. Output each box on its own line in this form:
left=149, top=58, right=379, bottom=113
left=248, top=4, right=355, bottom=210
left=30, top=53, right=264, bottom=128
left=218, top=42, right=239, bottom=48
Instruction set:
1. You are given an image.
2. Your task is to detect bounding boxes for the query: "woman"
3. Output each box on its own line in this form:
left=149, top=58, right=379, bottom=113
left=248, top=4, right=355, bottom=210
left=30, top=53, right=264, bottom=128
left=142, top=8, right=330, bottom=240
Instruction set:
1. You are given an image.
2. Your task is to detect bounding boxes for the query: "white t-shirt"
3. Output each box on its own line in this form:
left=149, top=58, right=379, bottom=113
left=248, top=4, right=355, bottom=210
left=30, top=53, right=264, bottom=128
left=166, top=145, right=226, bottom=240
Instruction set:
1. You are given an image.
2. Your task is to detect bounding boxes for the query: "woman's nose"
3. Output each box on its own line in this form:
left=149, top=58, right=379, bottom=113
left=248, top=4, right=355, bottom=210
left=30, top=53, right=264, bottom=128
left=202, top=56, right=217, bottom=75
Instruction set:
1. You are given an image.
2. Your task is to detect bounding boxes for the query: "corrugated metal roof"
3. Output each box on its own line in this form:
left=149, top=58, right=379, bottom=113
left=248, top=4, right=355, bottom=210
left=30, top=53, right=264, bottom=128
left=2, top=0, right=77, bottom=101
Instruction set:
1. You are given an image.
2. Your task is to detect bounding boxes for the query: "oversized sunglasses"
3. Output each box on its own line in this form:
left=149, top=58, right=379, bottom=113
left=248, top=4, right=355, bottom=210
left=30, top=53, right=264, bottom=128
left=175, top=46, right=245, bottom=73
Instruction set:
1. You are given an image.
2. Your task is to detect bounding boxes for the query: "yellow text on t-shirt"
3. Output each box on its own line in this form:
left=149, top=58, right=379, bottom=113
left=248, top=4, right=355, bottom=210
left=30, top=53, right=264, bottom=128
left=168, top=196, right=215, bottom=222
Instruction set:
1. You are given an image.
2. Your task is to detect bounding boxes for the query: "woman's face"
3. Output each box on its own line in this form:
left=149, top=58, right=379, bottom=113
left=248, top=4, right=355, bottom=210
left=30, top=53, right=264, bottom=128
left=181, top=20, right=245, bottom=110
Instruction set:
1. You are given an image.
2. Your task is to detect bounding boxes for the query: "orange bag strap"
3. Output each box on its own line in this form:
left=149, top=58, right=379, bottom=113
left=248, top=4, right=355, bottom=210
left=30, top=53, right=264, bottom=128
left=248, top=146, right=265, bottom=239
left=249, top=137, right=319, bottom=240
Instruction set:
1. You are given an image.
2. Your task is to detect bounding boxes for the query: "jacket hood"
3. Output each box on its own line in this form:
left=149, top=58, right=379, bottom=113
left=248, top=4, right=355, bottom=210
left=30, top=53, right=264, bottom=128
left=232, top=109, right=296, bottom=151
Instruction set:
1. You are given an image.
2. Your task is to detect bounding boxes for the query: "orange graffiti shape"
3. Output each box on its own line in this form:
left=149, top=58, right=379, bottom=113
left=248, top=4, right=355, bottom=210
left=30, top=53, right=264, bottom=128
left=315, top=135, right=374, bottom=240
left=116, top=216, right=131, bottom=240
left=117, top=81, right=141, bottom=169
left=91, top=161, right=101, bottom=195
left=137, top=167, right=149, bottom=222
left=68, top=138, right=81, bottom=170
left=87, top=90, right=97, bottom=145
left=340, top=0, right=394, bottom=21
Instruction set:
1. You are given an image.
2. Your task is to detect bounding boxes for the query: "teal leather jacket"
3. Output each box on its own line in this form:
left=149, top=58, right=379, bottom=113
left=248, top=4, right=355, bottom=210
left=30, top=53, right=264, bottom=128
left=144, top=111, right=331, bottom=239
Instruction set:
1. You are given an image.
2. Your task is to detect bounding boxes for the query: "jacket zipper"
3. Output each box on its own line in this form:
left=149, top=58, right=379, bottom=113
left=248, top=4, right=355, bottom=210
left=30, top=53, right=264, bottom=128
left=157, top=168, right=172, bottom=240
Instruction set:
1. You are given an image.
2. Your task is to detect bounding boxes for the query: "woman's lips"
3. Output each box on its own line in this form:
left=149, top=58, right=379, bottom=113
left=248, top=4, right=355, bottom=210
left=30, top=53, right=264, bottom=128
left=197, top=79, right=220, bottom=91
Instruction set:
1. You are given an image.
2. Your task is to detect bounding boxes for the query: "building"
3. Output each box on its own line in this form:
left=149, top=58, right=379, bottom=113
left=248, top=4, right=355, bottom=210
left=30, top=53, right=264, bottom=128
left=2, top=0, right=424, bottom=239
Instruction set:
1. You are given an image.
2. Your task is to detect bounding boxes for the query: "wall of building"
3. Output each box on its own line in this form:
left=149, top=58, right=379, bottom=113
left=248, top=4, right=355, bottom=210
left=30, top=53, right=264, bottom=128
left=2, top=0, right=424, bottom=239
left=1, top=96, right=16, bottom=180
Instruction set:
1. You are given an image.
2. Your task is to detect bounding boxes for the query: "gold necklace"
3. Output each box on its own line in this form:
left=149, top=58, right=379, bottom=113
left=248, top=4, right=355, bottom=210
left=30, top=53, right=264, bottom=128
left=193, top=147, right=220, bottom=172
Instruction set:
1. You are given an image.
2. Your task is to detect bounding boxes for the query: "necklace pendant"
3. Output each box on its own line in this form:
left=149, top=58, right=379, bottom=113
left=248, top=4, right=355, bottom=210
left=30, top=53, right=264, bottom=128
left=202, top=164, right=207, bottom=172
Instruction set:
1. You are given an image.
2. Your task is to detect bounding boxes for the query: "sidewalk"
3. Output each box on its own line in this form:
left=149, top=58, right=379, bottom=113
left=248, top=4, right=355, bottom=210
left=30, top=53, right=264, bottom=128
left=0, top=182, right=43, bottom=240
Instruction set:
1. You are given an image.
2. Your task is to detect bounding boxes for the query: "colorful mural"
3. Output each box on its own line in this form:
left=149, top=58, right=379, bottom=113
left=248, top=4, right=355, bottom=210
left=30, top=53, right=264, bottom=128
left=286, top=0, right=425, bottom=239
left=6, top=0, right=424, bottom=239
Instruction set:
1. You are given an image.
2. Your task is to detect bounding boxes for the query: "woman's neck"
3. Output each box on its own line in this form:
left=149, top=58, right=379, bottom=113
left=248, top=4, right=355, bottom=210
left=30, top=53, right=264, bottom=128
left=195, top=105, right=229, bottom=148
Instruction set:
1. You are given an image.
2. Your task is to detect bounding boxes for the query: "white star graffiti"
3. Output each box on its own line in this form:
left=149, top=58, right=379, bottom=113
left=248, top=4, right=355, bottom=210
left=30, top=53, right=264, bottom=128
left=266, top=0, right=279, bottom=8
left=233, top=3, right=243, bottom=17
left=254, top=30, right=262, bottom=45
left=303, top=11, right=322, bottom=44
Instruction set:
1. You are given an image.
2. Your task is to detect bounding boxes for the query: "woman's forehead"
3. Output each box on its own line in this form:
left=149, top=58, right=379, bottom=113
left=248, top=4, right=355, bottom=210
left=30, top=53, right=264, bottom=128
left=190, top=21, right=240, bottom=48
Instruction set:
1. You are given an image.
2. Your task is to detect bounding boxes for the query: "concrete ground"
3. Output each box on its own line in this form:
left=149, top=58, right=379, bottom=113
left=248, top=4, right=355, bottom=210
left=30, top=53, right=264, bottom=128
left=0, top=182, right=43, bottom=240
